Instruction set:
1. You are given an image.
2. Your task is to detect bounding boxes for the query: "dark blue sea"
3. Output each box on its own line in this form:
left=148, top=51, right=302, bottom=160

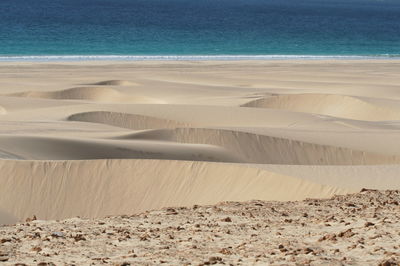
left=0, top=0, right=400, bottom=60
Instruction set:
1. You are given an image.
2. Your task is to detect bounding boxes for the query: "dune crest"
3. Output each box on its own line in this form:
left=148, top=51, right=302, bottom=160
left=9, top=87, right=121, bottom=101
left=242, top=93, right=400, bottom=121
left=0, top=105, right=6, bottom=114
left=68, top=111, right=191, bottom=130
left=89, top=80, right=133, bottom=86
left=170, top=128, right=400, bottom=165
left=0, top=159, right=351, bottom=222
left=109, top=127, right=400, bottom=165
left=7, top=87, right=161, bottom=103
left=2, top=128, right=398, bottom=165
left=0, top=135, right=243, bottom=162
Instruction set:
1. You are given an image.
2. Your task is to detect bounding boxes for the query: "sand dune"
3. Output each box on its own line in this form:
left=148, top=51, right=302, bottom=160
left=171, top=128, right=400, bottom=165
left=0, top=208, right=17, bottom=225
left=237, top=127, right=400, bottom=157
left=0, top=159, right=351, bottom=222
left=66, top=110, right=400, bottom=165
left=7, top=86, right=161, bottom=103
left=24, top=104, right=357, bottom=130
left=0, top=105, right=6, bottom=114
left=242, top=93, right=400, bottom=121
left=0, top=60, right=399, bottom=227
left=0, top=135, right=242, bottom=162
left=66, top=109, right=400, bottom=165
left=1, top=125, right=398, bottom=164
left=107, top=128, right=400, bottom=165
left=253, top=164, right=400, bottom=190
left=68, top=111, right=191, bottom=130
left=0, top=95, right=81, bottom=113
left=88, top=79, right=133, bottom=86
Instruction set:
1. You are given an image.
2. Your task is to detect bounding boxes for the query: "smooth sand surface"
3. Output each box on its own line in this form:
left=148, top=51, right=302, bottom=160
left=0, top=160, right=348, bottom=222
left=1, top=60, right=400, bottom=224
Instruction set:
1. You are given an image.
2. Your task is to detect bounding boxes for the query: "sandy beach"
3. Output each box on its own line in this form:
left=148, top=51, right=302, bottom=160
left=1, top=60, right=400, bottom=264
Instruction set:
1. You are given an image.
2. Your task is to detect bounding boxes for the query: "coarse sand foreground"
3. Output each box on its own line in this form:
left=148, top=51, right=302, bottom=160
left=0, top=190, right=399, bottom=265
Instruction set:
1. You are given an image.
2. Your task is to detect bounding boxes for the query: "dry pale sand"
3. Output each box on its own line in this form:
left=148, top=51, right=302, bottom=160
left=1, top=60, right=400, bottom=264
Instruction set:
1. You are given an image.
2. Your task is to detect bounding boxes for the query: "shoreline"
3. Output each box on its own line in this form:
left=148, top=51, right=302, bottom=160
left=1, top=59, right=400, bottom=67
left=1, top=54, right=400, bottom=62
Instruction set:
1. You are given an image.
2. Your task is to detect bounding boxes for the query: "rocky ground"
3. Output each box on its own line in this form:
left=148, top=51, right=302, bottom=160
left=1, top=190, right=400, bottom=265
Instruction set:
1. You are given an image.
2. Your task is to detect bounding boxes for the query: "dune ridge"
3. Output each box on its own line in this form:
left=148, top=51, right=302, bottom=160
left=0, top=159, right=351, bottom=222
left=9, top=87, right=121, bottom=100
left=66, top=109, right=400, bottom=165
left=0, top=105, right=6, bottom=114
left=0, top=135, right=243, bottom=162
left=67, top=110, right=400, bottom=165
left=242, top=93, right=400, bottom=121
left=1, top=60, right=400, bottom=228
left=172, top=128, right=400, bottom=165
left=68, top=111, right=191, bottom=130
left=104, top=125, right=400, bottom=165
left=252, top=164, right=400, bottom=190
left=7, top=87, right=161, bottom=103
left=1, top=128, right=398, bottom=165
left=88, top=80, right=133, bottom=86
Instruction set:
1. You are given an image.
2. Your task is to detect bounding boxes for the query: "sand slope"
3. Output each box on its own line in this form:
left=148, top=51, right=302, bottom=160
left=66, top=110, right=400, bottom=165
left=253, top=164, right=400, bottom=190
left=1, top=125, right=398, bottom=165
left=0, top=60, right=400, bottom=225
left=0, top=105, right=6, bottom=114
left=0, top=135, right=243, bottom=162
left=7, top=86, right=162, bottom=103
left=106, top=128, right=400, bottom=165
left=0, top=159, right=351, bottom=222
left=88, top=79, right=134, bottom=86
left=68, top=111, right=191, bottom=130
left=242, top=93, right=400, bottom=121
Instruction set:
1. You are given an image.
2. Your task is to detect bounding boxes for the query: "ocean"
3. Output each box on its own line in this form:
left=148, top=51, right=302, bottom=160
left=0, top=0, right=399, bottom=60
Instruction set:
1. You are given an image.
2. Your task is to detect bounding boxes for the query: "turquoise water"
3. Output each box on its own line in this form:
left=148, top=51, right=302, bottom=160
left=0, top=0, right=400, bottom=60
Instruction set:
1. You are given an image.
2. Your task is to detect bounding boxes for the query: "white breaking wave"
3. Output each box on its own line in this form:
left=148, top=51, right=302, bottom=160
left=0, top=54, right=399, bottom=62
